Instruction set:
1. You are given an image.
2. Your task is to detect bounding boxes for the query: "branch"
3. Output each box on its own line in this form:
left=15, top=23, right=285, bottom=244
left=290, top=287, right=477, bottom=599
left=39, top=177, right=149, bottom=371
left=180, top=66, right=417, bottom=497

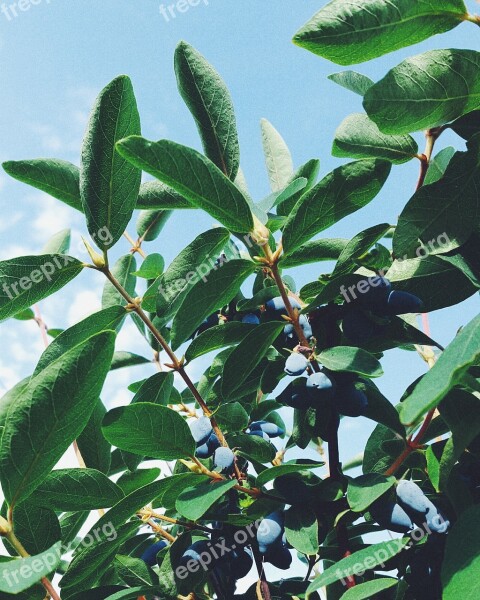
left=5, top=529, right=61, bottom=600
left=99, top=267, right=243, bottom=480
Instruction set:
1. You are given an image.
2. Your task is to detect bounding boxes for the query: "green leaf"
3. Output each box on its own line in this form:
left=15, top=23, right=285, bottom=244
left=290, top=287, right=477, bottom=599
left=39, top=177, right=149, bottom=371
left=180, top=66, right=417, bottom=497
left=136, top=210, right=171, bottom=242
left=280, top=238, right=348, bottom=268
left=402, top=140, right=480, bottom=258
left=361, top=380, right=405, bottom=437
left=387, top=254, right=478, bottom=312
left=424, top=147, right=456, bottom=185
left=333, top=113, right=418, bottom=164
left=116, top=468, right=161, bottom=496
left=347, top=473, right=396, bottom=512
left=171, top=259, right=256, bottom=349
left=110, top=351, right=150, bottom=370
left=116, top=137, right=253, bottom=233
left=259, top=178, right=308, bottom=214
left=136, top=180, right=191, bottom=210
left=60, top=521, right=138, bottom=591
left=400, top=313, right=480, bottom=425
left=363, top=421, right=405, bottom=475
left=394, top=139, right=480, bottom=258
left=0, top=254, right=83, bottom=322
left=437, top=390, right=480, bottom=489
left=102, top=254, right=136, bottom=309
left=33, top=468, right=124, bottom=511
left=214, top=402, right=249, bottom=433
left=115, top=555, right=154, bottom=587
left=256, top=461, right=323, bottom=488
left=176, top=479, right=237, bottom=521
left=77, top=399, right=111, bottom=474
left=364, top=49, right=480, bottom=134
left=149, top=227, right=230, bottom=317
left=276, top=159, right=320, bottom=216
left=2, top=159, right=82, bottom=211
left=102, top=403, right=196, bottom=460
left=306, top=538, right=409, bottom=596
left=294, top=0, right=467, bottom=65
left=340, top=578, right=398, bottom=600
left=131, top=372, right=174, bottom=405
left=175, top=41, right=239, bottom=180
left=227, top=433, right=276, bottom=463
left=41, top=229, right=71, bottom=254
left=221, top=321, right=285, bottom=398
left=82, top=480, right=177, bottom=536
left=80, top=76, right=141, bottom=251
left=35, top=306, right=125, bottom=375
left=12, top=500, right=61, bottom=555
left=450, top=110, right=480, bottom=140
left=0, top=331, right=115, bottom=506
left=131, top=253, right=164, bottom=280
left=285, top=505, right=319, bottom=555
left=332, top=223, right=390, bottom=278
left=260, top=119, right=294, bottom=192
left=0, top=543, right=62, bottom=594
left=318, top=346, right=383, bottom=378
left=283, top=159, right=391, bottom=254
left=185, top=322, right=255, bottom=361
left=441, top=504, right=480, bottom=600
left=328, top=71, right=373, bottom=96
left=439, top=232, right=480, bottom=287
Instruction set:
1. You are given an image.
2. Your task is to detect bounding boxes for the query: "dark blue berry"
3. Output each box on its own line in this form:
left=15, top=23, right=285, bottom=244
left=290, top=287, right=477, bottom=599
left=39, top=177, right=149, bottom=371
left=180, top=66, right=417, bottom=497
left=249, top=421, right=284, bottom=438
left=285, top=353, right=309, bottom=376
left=140, top=540, right=168, bottom=566
left=336, top=383, right=368, bottom=417
left=306, top=372, right=336, bottom=401
left=195, top=432, right=220, bottom=458
left=355, top=276, right=392, bottom=311
left=277, top=381, right=311, bottom=410
left=213, top=447, right=235, bottom=474
left=242, top=313, right=260, bottom=325
left=266, top=297, right=301, bottom=315
left=190, top=416, right=213, bottom=445
left=264, top=541, right=292, bottom=570
left=257, top=511, right=284, bottom=552
left=369, top=499, right=414, bottom=533
left=383, top=290, right=424, bottom=315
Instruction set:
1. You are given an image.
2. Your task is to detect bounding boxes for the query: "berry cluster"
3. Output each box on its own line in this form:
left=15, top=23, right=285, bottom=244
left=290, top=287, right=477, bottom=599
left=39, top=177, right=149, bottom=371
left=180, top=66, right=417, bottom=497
left=256, top=510, right=292, bottom=570
left=246, top=420, right=284, bottom=440
left=342, top=276, right=424, bottom=345
left=280, top=356, right=368, bottom=418
left=370, top=480, right=450, bottom=534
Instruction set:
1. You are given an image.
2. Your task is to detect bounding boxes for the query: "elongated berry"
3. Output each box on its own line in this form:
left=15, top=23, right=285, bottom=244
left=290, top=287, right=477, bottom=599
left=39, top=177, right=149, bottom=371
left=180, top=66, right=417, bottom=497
left=213, top=447, right=235, bottom=473
left=195, top=432, right=220, bottom=458
left=249, top=420, right=284, bottom=438
left=285, top=352, right=309, bottom=376
left=369, top=498, right=414, bottom=533
left=355, top=276, right=391, bottom=311
left=336, top=383, right=368, bottom=417
left=190, top=416, right=213, bottom=445
left=277, top=381, right=311, bottom=410
left=306, top=371, right=336, bottom=401
left=396, top=480, right=448, bottom=531
left=257, top=511, right=284, bottom=552
left=384, top=290, right=424, bottom=315
left=242, top=313, right=260, bottom=324
left=266, top=296, right=301, bottom=314
left=140, top=540, right=168, bottom=566
left=264, top=541, right=292, bottom=570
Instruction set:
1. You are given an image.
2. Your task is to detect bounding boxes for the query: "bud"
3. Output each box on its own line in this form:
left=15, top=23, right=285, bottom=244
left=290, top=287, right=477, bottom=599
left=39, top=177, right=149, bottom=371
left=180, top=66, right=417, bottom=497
left=250, top=215, right=270, bottom=246
left=82, top=237, right=106, bottom=268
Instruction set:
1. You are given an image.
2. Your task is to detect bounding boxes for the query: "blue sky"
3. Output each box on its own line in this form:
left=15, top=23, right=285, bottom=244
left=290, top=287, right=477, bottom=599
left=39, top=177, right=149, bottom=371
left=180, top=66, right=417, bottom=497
left=0, top=0, right=479, bottom=587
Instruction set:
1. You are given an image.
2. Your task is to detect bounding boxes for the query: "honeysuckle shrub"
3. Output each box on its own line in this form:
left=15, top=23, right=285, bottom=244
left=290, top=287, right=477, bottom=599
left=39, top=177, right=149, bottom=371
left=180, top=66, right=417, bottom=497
left=1, top=1, right=480, bottom=599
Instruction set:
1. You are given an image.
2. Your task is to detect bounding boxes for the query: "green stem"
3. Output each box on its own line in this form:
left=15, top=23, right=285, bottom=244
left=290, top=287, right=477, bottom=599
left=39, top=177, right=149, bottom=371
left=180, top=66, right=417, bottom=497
left=5, top=530, right=61, bottom=600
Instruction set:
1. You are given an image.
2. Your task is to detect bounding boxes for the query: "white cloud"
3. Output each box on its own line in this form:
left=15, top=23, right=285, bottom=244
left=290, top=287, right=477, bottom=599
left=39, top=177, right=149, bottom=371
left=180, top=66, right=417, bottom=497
left=66, top=290, right=102, bottom=325
left=31, top=193, right=81, bottom=242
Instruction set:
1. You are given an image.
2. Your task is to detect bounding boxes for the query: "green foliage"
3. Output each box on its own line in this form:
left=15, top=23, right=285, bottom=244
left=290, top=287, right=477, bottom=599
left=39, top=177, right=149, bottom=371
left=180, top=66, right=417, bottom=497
left=1, top=5, right=480, bottom=598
